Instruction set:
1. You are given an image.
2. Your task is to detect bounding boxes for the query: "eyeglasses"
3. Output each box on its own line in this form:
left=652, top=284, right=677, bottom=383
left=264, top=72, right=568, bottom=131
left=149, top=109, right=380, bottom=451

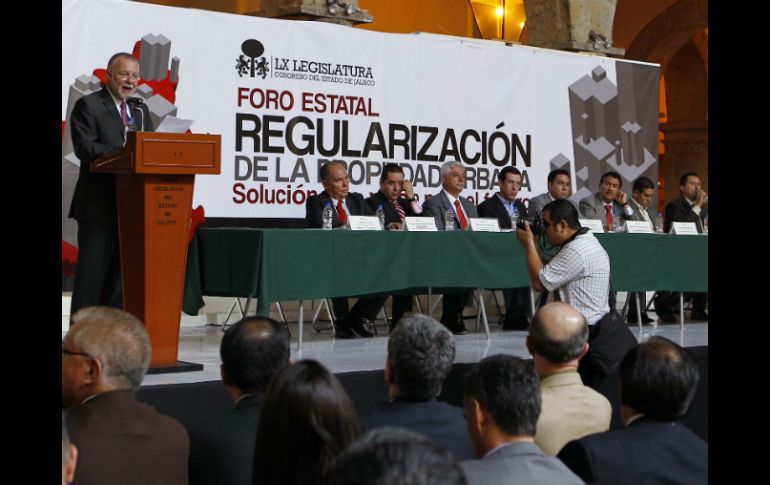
left=62, top=344, right=94, bottom=360
left=112, top=71, right=140, bottom=81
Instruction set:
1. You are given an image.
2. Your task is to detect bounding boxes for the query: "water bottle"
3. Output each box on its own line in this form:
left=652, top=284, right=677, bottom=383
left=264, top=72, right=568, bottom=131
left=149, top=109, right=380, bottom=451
left=375, top=204, right=385, bottom=230
left=655, top=212, right=664, bottom=233
left=510, top=205, right=519, bottom=230
left=444, top=208, right=455, bottom=231
left=123, top=117, right=137, bottom=146
left=702, top=213, right=708, bottom=234
left=322, top=202, right=333, bottom=230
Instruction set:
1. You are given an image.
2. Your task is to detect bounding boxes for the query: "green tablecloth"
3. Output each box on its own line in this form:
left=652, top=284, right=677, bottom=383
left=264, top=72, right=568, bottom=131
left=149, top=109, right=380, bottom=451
left=182, top=229, right=708, bottom=316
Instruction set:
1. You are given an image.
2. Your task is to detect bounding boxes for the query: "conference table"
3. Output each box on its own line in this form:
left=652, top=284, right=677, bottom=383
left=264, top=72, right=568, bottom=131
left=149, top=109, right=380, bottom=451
left=182, top=229, right=708, bottom=349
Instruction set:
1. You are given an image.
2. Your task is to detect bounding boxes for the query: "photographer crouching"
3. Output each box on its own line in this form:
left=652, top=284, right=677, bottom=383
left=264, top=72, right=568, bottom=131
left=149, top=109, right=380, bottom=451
left=516, top=199, right=637, bottom=390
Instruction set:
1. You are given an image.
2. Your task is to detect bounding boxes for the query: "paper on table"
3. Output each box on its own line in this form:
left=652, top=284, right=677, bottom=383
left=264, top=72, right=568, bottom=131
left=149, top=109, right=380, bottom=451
left=156, top=115, right=194, bottom=133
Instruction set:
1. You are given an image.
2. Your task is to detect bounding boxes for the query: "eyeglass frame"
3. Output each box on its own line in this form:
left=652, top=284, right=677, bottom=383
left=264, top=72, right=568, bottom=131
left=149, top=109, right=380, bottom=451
left=110, top=70, right=140, bottom=81
left=62, top=343, right=95, bottom=360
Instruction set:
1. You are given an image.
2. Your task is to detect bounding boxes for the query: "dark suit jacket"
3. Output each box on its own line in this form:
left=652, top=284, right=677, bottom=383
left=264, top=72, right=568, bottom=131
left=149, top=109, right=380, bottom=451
left=477, top=193, right=529, bottom=229
left=363, top=398, right=475, bottom=460
left=557, top=416, right=708, bottom=485
left=305, top=191, right=373, bottom=228
left=461, top=442, right=582, bottom=485
left=65, top=390, right=189, bottom=485
left=366, top=190, right=415, bottom=226
left=187, top=393, right=262, bottom=485
left=69, top=87, right=153, bottom=223
left=665, top=196, right=705, bottom=233
left=422, top=190, right=479, bottom=230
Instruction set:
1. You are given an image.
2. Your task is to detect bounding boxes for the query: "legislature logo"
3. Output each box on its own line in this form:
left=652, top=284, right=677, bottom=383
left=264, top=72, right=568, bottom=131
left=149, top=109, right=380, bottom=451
left=235, top=38, right=376, bottom=86
left=236, top=39, right=269, bottom=79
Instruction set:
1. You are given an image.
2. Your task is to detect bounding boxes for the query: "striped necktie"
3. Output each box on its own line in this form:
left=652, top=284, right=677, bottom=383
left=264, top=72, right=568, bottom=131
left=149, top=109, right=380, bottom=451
left=391, top=199, right=405, bottom=221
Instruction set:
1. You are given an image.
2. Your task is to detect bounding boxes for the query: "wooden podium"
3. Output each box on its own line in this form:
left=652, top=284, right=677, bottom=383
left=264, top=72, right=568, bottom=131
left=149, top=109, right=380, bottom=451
left=91, top=131, right=221, bottom=371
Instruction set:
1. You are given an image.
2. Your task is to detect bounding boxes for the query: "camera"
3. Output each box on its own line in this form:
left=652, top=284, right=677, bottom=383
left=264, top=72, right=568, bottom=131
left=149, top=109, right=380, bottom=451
left=516, top=215, right=545, bottom=236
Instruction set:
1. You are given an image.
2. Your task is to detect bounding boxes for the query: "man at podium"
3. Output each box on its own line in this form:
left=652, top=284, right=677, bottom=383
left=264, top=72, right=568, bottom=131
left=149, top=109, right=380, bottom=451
left=68, top=52, right=153, bottom=319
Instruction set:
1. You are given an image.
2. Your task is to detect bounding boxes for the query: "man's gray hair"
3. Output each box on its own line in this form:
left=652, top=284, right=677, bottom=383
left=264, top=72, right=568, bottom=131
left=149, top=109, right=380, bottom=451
left=70, top=307, right=151, bottom=390
left=440, top=161, right=464, bottom=177
left=388, top=314, right=455, bottom=399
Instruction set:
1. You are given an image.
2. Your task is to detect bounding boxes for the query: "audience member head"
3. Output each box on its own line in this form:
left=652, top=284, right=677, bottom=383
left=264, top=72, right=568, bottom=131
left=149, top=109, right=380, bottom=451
left=220, top=316, right=290, bottom=401
left=62, top=307, right=150, bottom=407
left=598, top=171, right=622, bottom=203
left=62, top=412, right=78, bottom=484
left=546, top=169, right=571, bottom=200
left=620, top=337, right=699, bottom=424
left=440, top=161, right=466, bottom=197
left=541, top=199, right=581, bottom=245
left=321, top=161, right=350, bottom=200
left=380, top=163, right=406, bottom=200
left=254, top=359, right=360, bottom=485
left=527, top=302, right=589, bottom=373
left=463, top=355, right=541, bottom=458
left=497, top=166, right=523, bottom=201
left=386, top=314, right=455, bottom=401
left=631, top=176, right=655, bottom=208
left=105, top=52, right=140, bottom=101
left=328, top=427, right=467, bottom=485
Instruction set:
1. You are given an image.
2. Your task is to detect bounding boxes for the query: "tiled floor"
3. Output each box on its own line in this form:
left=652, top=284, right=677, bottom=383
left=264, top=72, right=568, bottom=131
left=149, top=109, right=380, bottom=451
left=139, top=316, right=708, bottom=387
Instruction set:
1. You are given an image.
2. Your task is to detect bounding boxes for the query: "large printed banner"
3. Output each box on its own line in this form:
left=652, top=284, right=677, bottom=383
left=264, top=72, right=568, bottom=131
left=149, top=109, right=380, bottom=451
left=62, top=0, right=659, bottom=226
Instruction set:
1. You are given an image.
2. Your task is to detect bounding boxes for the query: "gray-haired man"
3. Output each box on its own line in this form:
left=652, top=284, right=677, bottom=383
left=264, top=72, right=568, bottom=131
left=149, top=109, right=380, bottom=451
left=423, top=161, right=479, bottom=334
left=62, top=307, right=188, bottom=485
left=362, top=314, right=474, bottom=460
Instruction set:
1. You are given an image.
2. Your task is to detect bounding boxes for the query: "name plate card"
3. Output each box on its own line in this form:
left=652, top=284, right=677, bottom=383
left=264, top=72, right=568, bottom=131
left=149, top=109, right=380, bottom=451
left=469, top=218, right=501, bottom=232
left=670, top=222, right=699, bottom=235
left=347, top=215, right=383, bottom=231
left=579, top=219, right=606, bottom=234
left=625, top=220, right=655, bottom=234
left=404, top=217, right=438, bottom=232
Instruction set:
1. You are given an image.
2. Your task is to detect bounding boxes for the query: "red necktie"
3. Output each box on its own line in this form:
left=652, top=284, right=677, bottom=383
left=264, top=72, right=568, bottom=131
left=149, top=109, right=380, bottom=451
left=604, top=204, right=613, bottom=226
left=336, top=200, right=347, bottom=225
left=454, top=199, right=468, bottom=230
left=120, top=100, right=128, bottom=126
left=391, top=199, right=405, bottom=221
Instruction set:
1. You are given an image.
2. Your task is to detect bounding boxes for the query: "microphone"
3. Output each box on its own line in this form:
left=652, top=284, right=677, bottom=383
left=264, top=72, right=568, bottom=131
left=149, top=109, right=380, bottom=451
left=126, top=97, right=145, bottom=132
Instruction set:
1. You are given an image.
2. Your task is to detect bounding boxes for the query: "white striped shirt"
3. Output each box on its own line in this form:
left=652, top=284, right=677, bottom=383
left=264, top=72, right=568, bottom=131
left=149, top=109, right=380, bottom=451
left=538, top=232, right=610, bottom=325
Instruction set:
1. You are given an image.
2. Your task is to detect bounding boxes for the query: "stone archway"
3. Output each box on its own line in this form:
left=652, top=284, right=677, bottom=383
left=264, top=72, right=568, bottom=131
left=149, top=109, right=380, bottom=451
left=625, top=0, right=708, bottom=203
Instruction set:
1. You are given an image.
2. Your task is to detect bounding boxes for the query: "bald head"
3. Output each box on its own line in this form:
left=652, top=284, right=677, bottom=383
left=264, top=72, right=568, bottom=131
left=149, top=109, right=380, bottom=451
left=528, top=302, right=588, bottom=364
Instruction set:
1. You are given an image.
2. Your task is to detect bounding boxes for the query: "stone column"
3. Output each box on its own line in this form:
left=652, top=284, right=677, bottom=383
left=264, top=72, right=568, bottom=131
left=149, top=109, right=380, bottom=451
left=250, top=0, right=373, bottom=27
left=523, top=0, right=624, bottom=57
left=659, top=121, right=708, bottom=203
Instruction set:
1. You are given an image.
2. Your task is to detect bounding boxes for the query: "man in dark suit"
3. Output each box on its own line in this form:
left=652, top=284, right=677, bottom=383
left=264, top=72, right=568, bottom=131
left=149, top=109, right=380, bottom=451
left=460, top=354, right=582, bottom=485
left=478, top=166, right=532, bottom=330
left=69, top=52, right=153, bottom=319
left=625, top=176, right=658, bottom=324
left=654, top=172, right=708, bottom=322
left=423, top=161, right=479, bottom=333
left=366, top=163, right=423, bottom=327
left=528, top=169, right=577, bottom=218
left=306, top=160, right=384, bottom=338
left=558, top=337, right=707, bottom=484
left=187, top=316, right=290, bottom=485
left=62, top=307, right=188, bottom=485
left=362, top=314, right=475, bottom=460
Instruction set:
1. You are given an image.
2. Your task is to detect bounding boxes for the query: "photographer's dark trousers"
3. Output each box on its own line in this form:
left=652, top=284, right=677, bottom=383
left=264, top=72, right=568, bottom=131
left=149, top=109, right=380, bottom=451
left=579, top=311, right=638, bottom=390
